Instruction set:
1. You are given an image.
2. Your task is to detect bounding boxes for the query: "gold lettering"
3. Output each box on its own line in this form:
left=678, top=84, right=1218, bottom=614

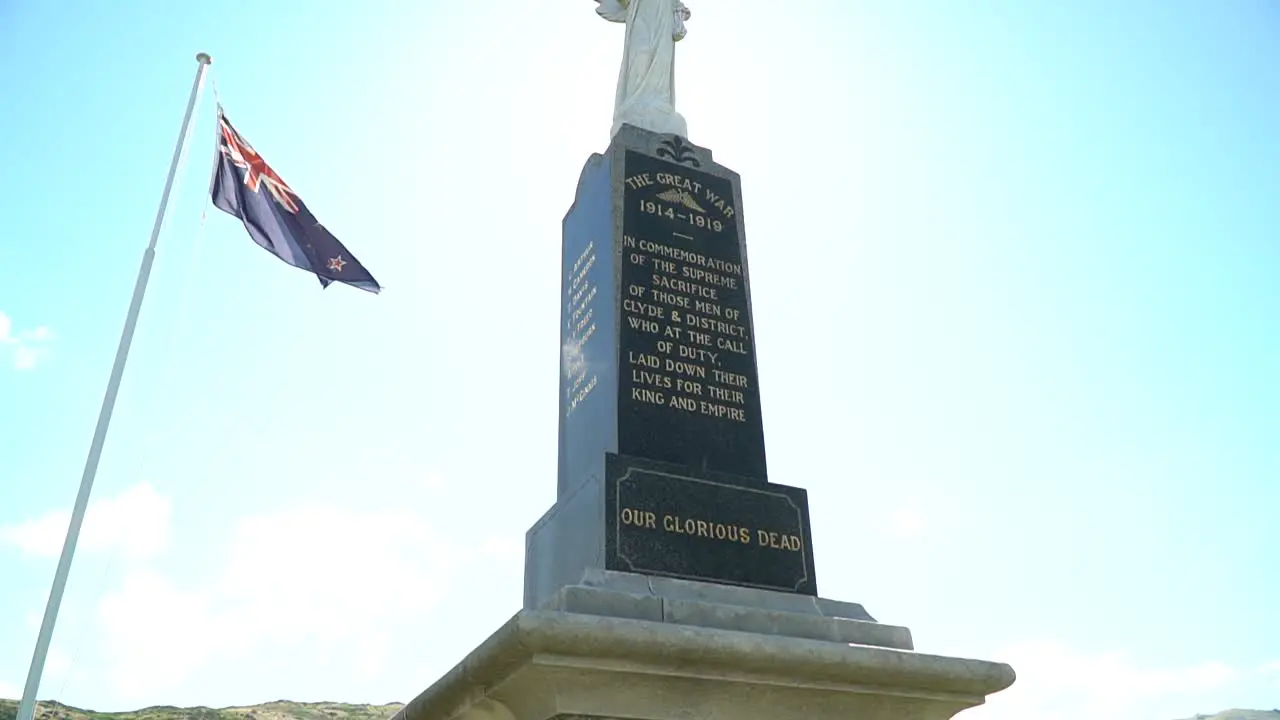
left=628, top=351, right=661, bottom=368
left=632, top=369, right=673, bottom=389
left=702, top=188, right=736, bottom=218
left=753, top=530, right=803, bottom=551
left=697, top=400, right=746, bottom=422
left=679, top=314, right=747, bottom=337
left=621, top=231, right=758, bottom=423
left=652, top=273, right=719, bottom=300
left=564, top=238, right=599, bottom=417
left=650, top=288, right=691, bottom=308
left=693, top=299, right=723, bottom=317
left=567, top=373, right=597, bottom=414
left=654, top=514, right=755, bottom=545
left=653, top=258, right=678, bottom=275
left=663, top=358, right=707, bottom=379
left=712, top=369, right=749, bottom=388
left=622, top=299, right=666, bottom=319
left=655, top=172, right=701, bottom=194
left=627, top=508, right=800, bottom=557
left=682, top=266, right=738, bottom=289
left=686, top=330, right=712, bottom=346
left=707, top=385, right=743, bottom=404
left=631, top=387, right=665, bottom=405
left=715, top=336, right=749, bottom=355
left=669, top=395, right=697, bottom=411
left=637, top=239, right=742, bottom=276
left=625, top=173, right=656, bottom=189
left=620, top=510, right=659, bottom=529
left=571, top=254, right=595, bottom=290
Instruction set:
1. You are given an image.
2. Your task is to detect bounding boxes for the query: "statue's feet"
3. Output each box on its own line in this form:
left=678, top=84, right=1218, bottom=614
left=613, top=107, right=688, bottom=140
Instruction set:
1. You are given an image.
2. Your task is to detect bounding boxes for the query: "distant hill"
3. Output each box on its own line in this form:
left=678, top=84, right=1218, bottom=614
left=0, top=700, right=404, bottom=720
left=1178, top=713, right=1280, bottom=720
left=0, top=700, right=1275, bottom=720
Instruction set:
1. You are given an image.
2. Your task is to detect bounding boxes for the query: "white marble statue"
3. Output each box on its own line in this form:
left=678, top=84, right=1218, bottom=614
left=595, top=0, right=691, bottom=139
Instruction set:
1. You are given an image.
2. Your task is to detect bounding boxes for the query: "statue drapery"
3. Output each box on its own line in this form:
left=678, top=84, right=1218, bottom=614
left=595, top=0, right=691, bottom=139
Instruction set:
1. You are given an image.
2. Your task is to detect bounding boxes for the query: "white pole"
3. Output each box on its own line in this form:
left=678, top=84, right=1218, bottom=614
left=15, top=52, right=213, bottom=720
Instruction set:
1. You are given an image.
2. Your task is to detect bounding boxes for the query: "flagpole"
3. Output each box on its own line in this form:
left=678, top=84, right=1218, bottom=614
left=16, top=52, right=213, bottom=720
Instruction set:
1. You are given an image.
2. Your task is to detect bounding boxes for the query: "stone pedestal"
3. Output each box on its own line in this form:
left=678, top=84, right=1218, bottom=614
left=398, top=116, right=1018, bottom=720
left=393, top=570, right=1014, bottom=720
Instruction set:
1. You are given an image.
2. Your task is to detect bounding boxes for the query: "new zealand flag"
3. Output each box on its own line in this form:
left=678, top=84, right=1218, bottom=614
left=210, top=106, right=381, bottom=293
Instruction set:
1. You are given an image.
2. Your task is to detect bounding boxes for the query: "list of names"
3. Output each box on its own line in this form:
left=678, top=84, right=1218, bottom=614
left=564, top=239, right=599, bottom=416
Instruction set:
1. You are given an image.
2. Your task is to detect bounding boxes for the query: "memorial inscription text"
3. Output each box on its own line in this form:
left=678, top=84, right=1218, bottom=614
left=565, top=239, right=600, bottom=416
left=617, top=151, right=766, bottom=481
left=605, top=459, right=814, bottom=594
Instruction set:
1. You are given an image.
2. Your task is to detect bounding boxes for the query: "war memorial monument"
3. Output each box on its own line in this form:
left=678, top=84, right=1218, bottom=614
left=393, top=2, right=1016, bottom=718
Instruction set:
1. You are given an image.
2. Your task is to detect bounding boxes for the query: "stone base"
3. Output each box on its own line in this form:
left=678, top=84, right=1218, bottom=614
left=392, top=609, right=1014, bottom=720
left=544, top=568, right=911, bottom=650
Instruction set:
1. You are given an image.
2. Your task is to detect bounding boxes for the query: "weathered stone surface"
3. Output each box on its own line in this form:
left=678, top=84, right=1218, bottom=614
left=539, top=569, right=910, bottom=650
left=391, top=610, right=1015, bottom=720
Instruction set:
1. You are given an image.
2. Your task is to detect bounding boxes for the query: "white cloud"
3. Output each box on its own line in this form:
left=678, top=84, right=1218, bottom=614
left=0, top=310, right=53, bottom=369
left=215, top=504, right=460, bottom=643
left=0, top=650, right=68, bottom=702
left=959, top=643, right=1237, bottom=720
left=22, top=326, right=53, bottom=342
left=13, top=345, right=38, bottom=370
left=888, top=507, right=927, bottom=538
left=6, top=475, right=467, bottom=701
left=0, top=483, right=171, bottom=561
left=478, top=533, right=524, bottom=565
left=94, top=501, right=463, bottom=699
left=45, top=647, right=72, bottom=680
left=419, top=470, right=448, bottom=491
left=98, top=569, right=221, bottom=700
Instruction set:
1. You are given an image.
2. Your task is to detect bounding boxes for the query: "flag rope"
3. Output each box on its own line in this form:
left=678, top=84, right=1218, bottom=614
left=43, top=67, right=219, bottom=710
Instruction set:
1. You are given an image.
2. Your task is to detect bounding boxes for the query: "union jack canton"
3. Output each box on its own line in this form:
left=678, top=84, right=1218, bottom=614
left=210, top=105, right=381, bottom=294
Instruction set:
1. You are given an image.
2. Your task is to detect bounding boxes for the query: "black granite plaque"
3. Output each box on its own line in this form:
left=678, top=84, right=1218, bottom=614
left=529, top=128, right=820, bottom=608
left=604, top=454, right=816, bottom=594
left=617, top=151, right=767, bottom=483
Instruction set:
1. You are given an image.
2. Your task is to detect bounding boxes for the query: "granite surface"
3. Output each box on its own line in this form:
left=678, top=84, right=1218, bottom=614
left=391, top=610, right=1015, bottom=720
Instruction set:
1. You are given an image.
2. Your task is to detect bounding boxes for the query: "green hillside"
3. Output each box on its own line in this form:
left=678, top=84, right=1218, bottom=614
left=1, top=700, right=1274, bottom=720
left=0, top=700, right=403, bottom=720
left=1178, top=712, right=1280, bottom=720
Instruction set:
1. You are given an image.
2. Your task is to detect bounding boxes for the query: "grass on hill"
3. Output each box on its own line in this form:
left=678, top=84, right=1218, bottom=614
left=0, top=700, right=404, bottom=720
left=3, top=699, right=1278, bottom=720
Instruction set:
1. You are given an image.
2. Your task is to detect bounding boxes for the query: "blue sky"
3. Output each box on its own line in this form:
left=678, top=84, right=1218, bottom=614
left=1, top=1, right=1277, bottom=718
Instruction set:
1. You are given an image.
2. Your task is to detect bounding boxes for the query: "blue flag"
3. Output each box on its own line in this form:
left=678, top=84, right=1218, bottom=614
left=210, top=106, right=381, bottom=294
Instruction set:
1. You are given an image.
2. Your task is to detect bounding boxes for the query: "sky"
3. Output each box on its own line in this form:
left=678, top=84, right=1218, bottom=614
left=1, top=1, right=1278, bottom=718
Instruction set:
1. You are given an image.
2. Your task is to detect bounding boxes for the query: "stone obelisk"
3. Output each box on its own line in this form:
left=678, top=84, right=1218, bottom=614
left=393, top=4, right=1016, bottom=719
